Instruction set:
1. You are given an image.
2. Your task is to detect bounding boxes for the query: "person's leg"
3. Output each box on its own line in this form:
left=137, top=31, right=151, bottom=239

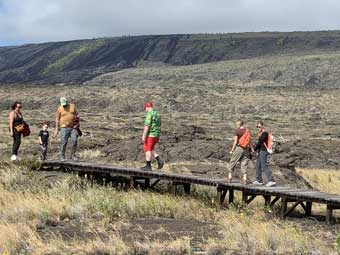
left=152, top=150, right=164, bottom=169
left=152, top=138, right=163, bottom=169
left=260, top=150, right=274, bottom=182
left=255, top=154, right=263, bottom=183
left=70, top=129, right=79, bottom=160
left=240, top=153, right=249, bottom=184
left=141, top=137, right=152, bottom=170
left=12, top=131, right=21, bottom=158
left=60, top=128, right=71, bottom=160
left=227, top=146, right=243, bottom=178
left=41, top=144, right=47, bottom=160
left=145, top=151, right=152, bottom=161
left=141, top=151, right=152, bottom=170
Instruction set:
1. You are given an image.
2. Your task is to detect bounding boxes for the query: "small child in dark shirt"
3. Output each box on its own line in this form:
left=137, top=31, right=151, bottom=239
left=39, top=121, right=50, bottom=161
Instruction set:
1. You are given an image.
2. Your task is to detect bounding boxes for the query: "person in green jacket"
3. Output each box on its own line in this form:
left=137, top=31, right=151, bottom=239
left=141, top=101, right=164, bottom=171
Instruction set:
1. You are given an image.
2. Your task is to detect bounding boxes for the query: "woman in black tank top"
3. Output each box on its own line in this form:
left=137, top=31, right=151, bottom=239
left=9, top=101, right=24, bottom=161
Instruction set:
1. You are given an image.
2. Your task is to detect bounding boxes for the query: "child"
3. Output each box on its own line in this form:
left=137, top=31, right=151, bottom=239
left=39, top=121, right=50, bottom=161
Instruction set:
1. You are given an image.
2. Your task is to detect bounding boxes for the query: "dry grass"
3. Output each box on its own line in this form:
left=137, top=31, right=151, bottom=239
left=298, top=168, right=340, bottom=194
left=0, top=162, right=338, bottom=254
left=79, top=149, right=102, bottom=160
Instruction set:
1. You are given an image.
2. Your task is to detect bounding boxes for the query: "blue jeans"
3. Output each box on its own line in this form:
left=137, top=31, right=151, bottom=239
left=255, top=150, right=274, bottom=182
left=41, top=144, right=48, bottom=160
left=60, top=128, right=78, bottom=159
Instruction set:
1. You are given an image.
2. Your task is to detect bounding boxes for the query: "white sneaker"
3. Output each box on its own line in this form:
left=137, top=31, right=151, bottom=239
left=11, top=155, right=17, bottom=161
left=266, top=181, right=277, bottom=187
left=252, top=180, right=263, bottom=185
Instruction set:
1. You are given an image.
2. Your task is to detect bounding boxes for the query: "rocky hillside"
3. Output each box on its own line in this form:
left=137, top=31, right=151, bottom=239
left=1, top=31, right=340, bottom=84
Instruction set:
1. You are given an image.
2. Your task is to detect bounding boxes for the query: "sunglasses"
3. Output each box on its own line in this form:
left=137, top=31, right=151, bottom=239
left=256, top=126, right=261, bottom=128
left=17, top=106, right=22, bottom=109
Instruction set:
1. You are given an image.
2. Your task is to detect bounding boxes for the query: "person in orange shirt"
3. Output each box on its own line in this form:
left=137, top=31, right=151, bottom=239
left=54, top=97, right=80, bottom=162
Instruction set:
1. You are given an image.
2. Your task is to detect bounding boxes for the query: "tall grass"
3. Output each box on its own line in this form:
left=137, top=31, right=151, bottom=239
left=297, top=168, right=340, bottom=194
left=0, top=162, right=337, bottom=254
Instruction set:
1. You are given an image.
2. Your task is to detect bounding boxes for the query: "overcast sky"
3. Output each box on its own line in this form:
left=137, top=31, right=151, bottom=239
left=0, top=0, right=340, bottom=46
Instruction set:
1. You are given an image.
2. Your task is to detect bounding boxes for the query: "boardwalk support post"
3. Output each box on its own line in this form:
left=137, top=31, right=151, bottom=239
left=264, top=195, right=271, bottom=206
left=216, top=186, right=227, bottom=209
left=144, top=178, right=150, bottom=189
left=170, top=182, right=177, bottom=196
left=183, top=183, right=191, bottom=195
left=281, top=197, right=288, bottom=219
left=229, top=189, right=234, bottom=204
left=326, top=205, right=333, bottom=224
left=305, top=202, right=312, bottom=216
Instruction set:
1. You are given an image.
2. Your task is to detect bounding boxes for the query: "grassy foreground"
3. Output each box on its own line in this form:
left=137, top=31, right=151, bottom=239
left=0, top=161, right=339, bottom=254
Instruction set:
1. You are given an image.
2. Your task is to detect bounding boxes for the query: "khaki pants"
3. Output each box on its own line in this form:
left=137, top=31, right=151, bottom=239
left=228, top=146, right=249, bottom=175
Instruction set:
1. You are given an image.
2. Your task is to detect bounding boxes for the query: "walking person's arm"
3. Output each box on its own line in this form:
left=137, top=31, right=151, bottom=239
left=142, top=126, right=150, bottom=142
left=143, top=111, right=152, bottom=142
left=250, top=142, right=255, bottom=153
left=73, top=106, right=80, bottom=128
left=8, top=111, right=14, bottom=137
left=230, top=135, right=238, bottom=154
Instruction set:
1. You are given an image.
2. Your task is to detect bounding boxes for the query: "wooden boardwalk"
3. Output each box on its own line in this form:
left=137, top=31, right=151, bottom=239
left=40, top=160, right=340, bottom=224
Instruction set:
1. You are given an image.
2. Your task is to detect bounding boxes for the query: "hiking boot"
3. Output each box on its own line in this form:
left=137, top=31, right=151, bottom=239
left=224, top=173, right=233, bottom=183
left=252, top=180, right=263, bottom=185
left=10, top=155, right=17, bottom=161
left=157, top=161, right=164, bottom=170
left=141, top=165, right=152, bottom=171
left=265, top=181, right=276, bottom=187
left=240, top=174, right=248, bottom=185
left=71, top=155, right=78, bottom=162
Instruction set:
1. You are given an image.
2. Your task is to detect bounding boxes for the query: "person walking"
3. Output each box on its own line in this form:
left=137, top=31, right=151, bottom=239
left=53, top=97, right=80, bottom=162
left=252, top=121, right=276, bottom=187
left=8, top=101, right=24, bottom=161
left=141, top=101, right=164, bottom=171
left=224, top=119, right=252, bottom=184
left=39, top=121, right=50, bottom=161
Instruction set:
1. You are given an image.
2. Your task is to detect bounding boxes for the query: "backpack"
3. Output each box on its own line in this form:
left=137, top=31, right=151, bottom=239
left=238, top=129, right=251, bottom=148
left=264, top=133, right=275, bottom=154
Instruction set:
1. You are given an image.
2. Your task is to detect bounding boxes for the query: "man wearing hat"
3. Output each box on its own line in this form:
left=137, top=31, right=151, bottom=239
left=141, top=101, right=164, bottom=171
left=54, top=97, right=80, bottom=161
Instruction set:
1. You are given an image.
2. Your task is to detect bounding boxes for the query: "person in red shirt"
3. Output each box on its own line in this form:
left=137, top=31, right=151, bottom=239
left=224, top=119, right=252, bottom=184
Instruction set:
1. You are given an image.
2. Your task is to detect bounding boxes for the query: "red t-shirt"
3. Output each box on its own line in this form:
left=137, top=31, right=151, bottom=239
left=235, top=128, right=246, bottom=143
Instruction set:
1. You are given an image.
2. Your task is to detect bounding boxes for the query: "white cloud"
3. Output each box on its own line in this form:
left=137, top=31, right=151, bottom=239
left=0, top=0, right=340, bottom=45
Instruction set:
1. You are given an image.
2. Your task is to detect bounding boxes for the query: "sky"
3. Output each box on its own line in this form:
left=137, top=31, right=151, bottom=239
left=0, top=0, right=340, bottom=46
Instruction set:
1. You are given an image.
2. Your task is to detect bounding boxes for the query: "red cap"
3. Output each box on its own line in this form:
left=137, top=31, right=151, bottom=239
left=144, top=101, right=153, bottom=108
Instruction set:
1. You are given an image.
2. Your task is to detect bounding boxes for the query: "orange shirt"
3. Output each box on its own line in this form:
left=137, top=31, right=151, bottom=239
left=57, top=103, right=77, bottom=128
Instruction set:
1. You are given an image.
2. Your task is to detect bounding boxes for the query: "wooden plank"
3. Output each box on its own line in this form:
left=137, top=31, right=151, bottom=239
left=246, top=195, right=257, bottom=205
left=216, top=189, right=223, bottom=210
left=270, top=197, right=281, bottom=207
left=284, top=201, right=303, bottom=217
left=150, top=179, right=160, bottom=189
